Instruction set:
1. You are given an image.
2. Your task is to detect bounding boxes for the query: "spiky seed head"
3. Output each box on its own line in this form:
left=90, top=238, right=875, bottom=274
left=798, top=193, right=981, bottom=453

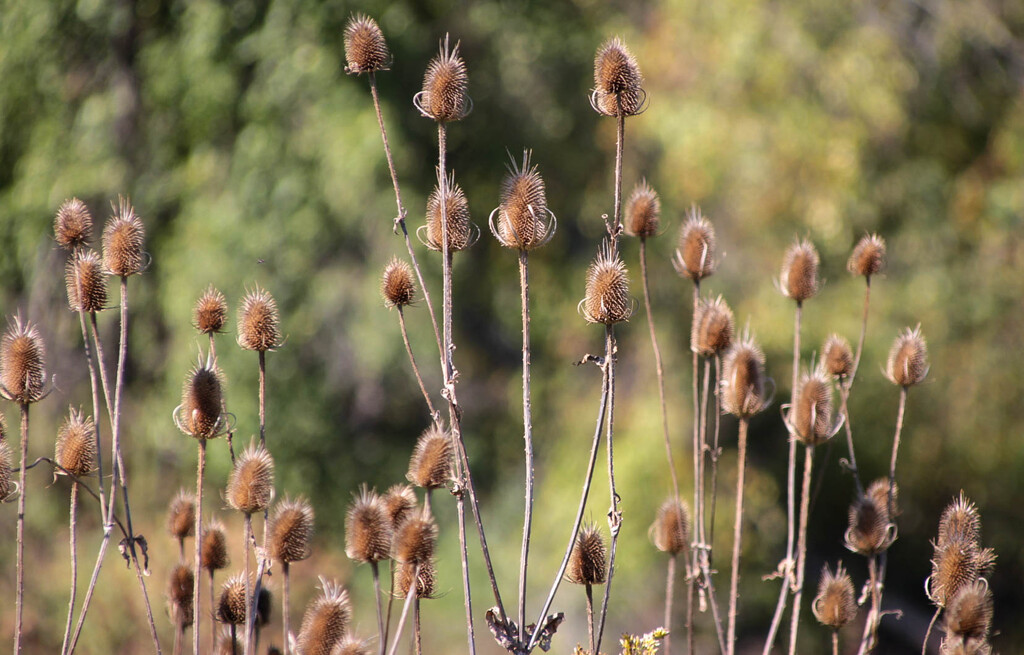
left=0, top=439, right=13, bottom=501
left=791, top=366, right=834, bottom=446
left=650, top=498, right=690, bottom=556
left=102, top=197, right=145, bottom=276
left=256, top=586, right=272, bottom=627
left=673, top=207, right=716, bottom=281
left=344, top=487, right=391, bottom=563
left=823, top=334, right=853, bottom=380
left=867, top=478, right=900, bottom=518
left=939, top=492, right=982, bottom=549
left=201, top=520, right=230, bottom=571
left=395, top=560, right=437, bottom=599
left=167, top=563, right=195, bottom=628
left=625, top=180, right=660, bottom=239
left=720, top=333, right=768, bottom=418
left=269, top=497, right=315, bottom=564
left=226, top=442, right=275, bottom=514
left=567, top=524, right=607, bottom=586
left=417, top=37, right=470, bottom=123
left=296, top=579, right=352, bottom=655
left=407, top=425, right=453, bottom=489
left=194, top=286, right=228, bottom=335
left=0, top=317, right=47, bottom=405
left=927, top=537, right=994, bottom=608
left=216, top=629, right=242, bottom=655
left=886, top=325, right=929, bottom=387
left=425, top=179, right=474, bottom=252
left=65, top=250, right=107, bottom=313
left=177, top=356, right=224, bottom=440
left=382, top=484, right=417, bottom=529
left=343, top=15, right=390, bottom=74
left=381, top=258, right=416, bottom=309
left=944, top=580, right=993, bottom=641
left=592, top=37, right=644, bottom=116
left=55, top=408, right=97, bottom=477
left=582, top=242, right=631, bottom=325
left=812, top=563, right=856, bottom=630
left=780, top=238, right=820, bottom=302
left=392, top=513, right=437, bottom=565
left=844, top=490, right=894, bottom=556
left=331, top=637, right=372, bottom=655
left=55, top=198, right=93, bottom=251
left=237, top=285, right=282, bottom=352
left=166, top=490, right=196, bottom=541
left=216, top=574, right=248, bottom=625
left=494, top=151, right=552, bottom=251
left=848, top=234, right=886, bottom=278
left=691, top=295, right=735, bottom=356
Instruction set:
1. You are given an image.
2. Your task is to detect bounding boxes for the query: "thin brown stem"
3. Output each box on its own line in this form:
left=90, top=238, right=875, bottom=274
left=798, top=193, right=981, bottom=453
left=727, top=419, right=749, bottom=655
left=595, top=327, right=620, bottom=655
left=383, top=561, right=395, bottom=654
left=193, top=440, right=207, bottom=655
left=61, top=482, right=80, bottom=655
left=518, top=250, right=535, bottom=644
left=856, top=556, right=882, bottom=655
left=371, top=562, right=384, bottom=655
left=386, top=564, right=420, bottom=655
left=708, top=355, right=723, bottom=554
left=610, top=109, right=625, bottom=253
left=282, top=563, right=291, bottom=655
left=664, top=555, right=677, bottom=655
left=586, top=584, right=596, bottom=655
left=788, top=445, right=815, bottom=655
left=77, top=310, right=107, bottom=520
left=14, top=404, right=29, bottom=655
left=210, top=573, right=217, bottom=655
left=414, top=598, right=422, bottom=655
left=397, top=308, right=437, bottom=420
left=688, top=281, right=700, bottom=655
left=921, top=607, right=940, bottom=655
left=888, top=388, right=907, bottom=520
left=833, top=632, right=840, bottom=655
left=839, top=386, right=864, bottom=496
left=851, top=278, right=872, bottom=383
left=699, top=358, right=712, bottom=561
left=243, top=514, right=254, bottom=655
left=258, top=351, right=266, bottom=447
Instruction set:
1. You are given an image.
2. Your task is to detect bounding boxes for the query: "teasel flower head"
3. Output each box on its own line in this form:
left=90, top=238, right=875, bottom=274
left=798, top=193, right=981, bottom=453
left=939, top=492, right=982, bottom=549
left=54, top=408, right=96, bottom=477
left=886, top=325, right=929, bottom=387
left=226, top=442, right=275, bottom=515
left=489, top=150, right=556, bottom=251
left=382, top=484, right=417, bottom=529
left=414, top=35, right=471, bottom=123
left=0, top=317, right=48, bottom=405
left=407, top=424, right=453, bottom=490
left=343, top=14, right=390, bottom=74
left=237, top=284, right=283, bottom=352
left=691, top=295, right=734, bottom=357
left=848, top=233, right=886, bottom=279
left=201, top=519, right=230, bottom=572
left=216, top=573, right=248, bottom=625
left=672, top=206, right=716, bottom=282
left=0, top=439, right=13, bottom=502
left=788, top=365, right=838, bottom=446
left=943, top=580, right=993, bottom=644
left=720, top=331, right=769, bottom=418
left=422, top=173, right=478, bottom=252
left=345, top=486, right=391, bottom=564
left=395, top=560, right=437, bottom=599
left=296, top=578, right=352, bottom=655
left=331, top=636, right=372, bottom=655
left=175, top=351, right=225, bottom=440
left=102, top=196, right=146, bottom=277
left=194, top=285, right=228, bottom=335
left=927, top=537, right=995, bottom=608
left=392, top=512, right=437, bottom=566
left=811, top=563, right=856, bottom=630
left=844, top=484, right=896, bottom=556
left=381, top=258, right=416, bottom=309
left=867, top=478, right=900, bottom=518
left=649, top=497, right=690, bottom=556
left=823, top=334, right=853, bottom=380
left=65, top=250, right=107, bottom=313
left=580, top=240, right=632, bottom=325
left=624, top=180, right=660, bottom=239
left=167, top=563, right=195, bottom=628
left=591, top=37, right=645, bottom=117
left=566, top=523, right=607, bottom=585
left=55, top=198, right=93, bottom=251
left=269, top=496, right=315, bottom=564
left=779, top=238, right=820, bottom=303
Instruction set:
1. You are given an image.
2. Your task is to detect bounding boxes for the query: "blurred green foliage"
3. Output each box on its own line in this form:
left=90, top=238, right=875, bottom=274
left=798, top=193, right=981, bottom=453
left=0, top=0, right=1021, bottom=652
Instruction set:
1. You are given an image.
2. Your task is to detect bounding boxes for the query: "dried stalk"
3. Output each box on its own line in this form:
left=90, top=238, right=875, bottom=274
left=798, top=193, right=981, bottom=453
left=707, top=355, right=723, bottom=553
left=370, top=561, right=384, bottom=655
left=595, top=326, right=621, bottom=655
left=397, top=308, right=437, bottom=420
left=726, top=418, right=749, bottom=655
left=586, top=584, right=596, bottom=655
left=386, top=565, right=420, bottom=655
left=243, top=514, right=254, bottom=655
left=192, top=439, right=207, bottom=655
left=61, top=482, right=81, bottom=655
left=518, top=249, right=535, bottom=644
left=14, top=404, right=29, bottom=655
left=787, top=444, right=816, bottom=655
left=688, top=282, right=701, bottom=655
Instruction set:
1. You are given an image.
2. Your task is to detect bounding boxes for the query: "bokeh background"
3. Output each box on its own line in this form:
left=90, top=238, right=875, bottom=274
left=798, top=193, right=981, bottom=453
left=0, top=0, right=1022, bottom=652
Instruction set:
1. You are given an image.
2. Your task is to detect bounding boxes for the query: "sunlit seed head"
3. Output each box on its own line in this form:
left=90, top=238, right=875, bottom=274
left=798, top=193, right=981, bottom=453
left=55, top=198, right=93, bottom=251
left=691, top=295, right=734, bottom=357
left=417, top=36, right=470, bottom=123
left=201, top=520, right=230, bottom=572
left=237, top=285, right=283, bottom=352
left=177, top=355, right=224, bottom=440
left=216, top=574, right=248, bottom=625
left=194, top=286, right=228, bottom=335
left=812, top=563, right=856, bottom=630
left=567, top=523, right=607, bottom=586
left=343, top=15, right=390, bottom=74
left=624, top=180, right=660, bottom=239
left=395, top=560, right=437, bottom=599
left=494, top=151, right=551, bottom=251
left=426, top=178, right=474, bottom=252
left=0, top=317, right=47, bottom=405
left=943, top=580, right=993, bottom=642
left=381, top=258, right=416, bottom=309
left=939, top=492, right=982, bottom=549
left=649, top=497, right=690, bottom=556
left=582, top=241, right=631, bottom=325
left=392, top=512, right=437, bottom=566
left=269, top=496, right=315, bottom=564
left=848, top=233, right=886, bottom=279
left=65, top=250, right=107, bottom=314
left=55, top=408, right=96, bottom=477
left=673, top=207, right=716, bottom=281
left=102, top=196, right=146, bottom=277
left=296, top=578, right=352, bottom=655
left=592, top=37, right=644, bottom=116
left=720, top=332, right=768, bottom=418
left=382, top=484, right=418, bottom=530
left=406, top=424, right=453, bottom=490
left=779, top=238, right=820, bottom=302
left=345, top=486, right=391, bottom=564
left=226, top=442, right=275, bottom=515
left=823, top=334, right=853, bottom=380
left=791, top=366, right=834, bottom=446
left=886, top=325, right=929, bottom=387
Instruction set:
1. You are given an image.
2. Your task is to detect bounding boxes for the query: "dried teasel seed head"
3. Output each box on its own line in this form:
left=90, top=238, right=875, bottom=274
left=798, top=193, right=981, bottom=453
left=927, top=537, right=995, bottom=608
left=492, top=151, right=553, bottom=251
left=624, top=180, right=660, bottom=239
left=0, top=439, right=13, bottom=502
left=407, top=425, right=453, bottom=490
left=296, top=578, right=352, bottom=655
left=790, top=366, right=835, bottom=446
left=823, top=334, right=854, bottom=380
left=201, top=519, right=230, bottom=571
left=425, top=176, right=475, bottom=252
left=177, top=354, right=224, bottom=440
left=226, top=442, right=275, bottom=514
left=720, top=332, right=768, bottom=418
left=343, top=14, right=390, bottom=74
left=567, top=523, right=607, bottom=586
left=102, top=197, right=146, bottom=277
left=167, top=563, right=195, bottom=628
left=812, top=563, right=856, bottom=630
left=673, top=207, right=716, bottom=281
left=65, top=250, right=107, bottom=313
left=55, top=198, right=93, bottom=251
left=844, top=488, right=894, bottom=556
left=592, top=37, right=644, bottom=117
left=382, top=484, right=417, bottom=530
left=691, top=295, right=735, bottom=357
left=237, top=285, right=283, bottom=352
left=581, top=241, right=631, bottom=325
left=216, top=574, right=248, bottom=625
left=779, top=238, right=820, bottom=302
left=381, top=258, right=416, bottom=309
left=194, top=286, right=228, bottom=335
left=0, top=317, right=47, bottom=405
left=944, top=580, right=993, bottom=642
left=345, top=486, right=391, bottom=564
left=416, top=36, right=470, bottom=123
left=848, top=234, right=886, bottom=279
left=867, top=478, right=900, bottom=518
left=331, top=637, right=372, bottom=655
left=55, top=408, right=97, bottom=477
left=939, top=492, right=982, bottom=549
left=886, top=325, right=929, bottom=387
left=269, top=496, right=315, bottom=564
left=166, top=490, right=196, bottom=541
left=395, top=560, right=437, bottom=599
left=216, top=629, right=242, bottom=655
left=392, top=512, right=437, bottom=565
left=649, top=498, right=690, bottom=556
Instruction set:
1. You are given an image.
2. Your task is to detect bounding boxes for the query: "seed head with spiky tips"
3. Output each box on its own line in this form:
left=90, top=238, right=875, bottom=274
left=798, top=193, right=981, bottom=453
left=226, top=442, right=275, bottom=515
left=844, top=485, right=896, bottom=556
left=194, top=285, right=228, bottom=335
left=886, top=325, right=929, bottom=387
left=490, top=150, right=556, bottom=251
left=848, top=233, right=886, bottom=279
left=939, top=492, right=982, bottom=549
left=55, top=408, right=96, bottom=477
left=581, top=241, right=631, bottom=325
left=55, top=198, right=93, bottom=251
left=812, top=563, right=856, bottom=630
left=102, top=196, right=146, bottom=277
left=624, top=180, right=660, bottom=239
left=332, top=636, right=373, bottom=655
left=395, top=560, right=437, bottom=599
left=673, top=207, right=716, bottom=282
left=423, top=174, right=477, bottom=252
left=65, top=250, right=107, bottom=313
left=0, top=317, right=47, bottom=405
left=567, top=524, right=607, bottom=585
left=407, top=424, right=453, bottom=490
left=345, top=486, right=391, bottom=564
left=167, top=491, right=196, bottom=545
left=927, top=537, right=995, bottom=609
left=649, top=498, right=690, bottom=556
left=789, top=365, right=837, bottom=446
left=0, top=439, right=13, bottom=502
left=823, top=334, right=853, bottom=380
left=944, top=580, right=993, bottom=644
left=175, top=352, right=225, bottom=440
left=296, top=578, right=352, bottom=655
left=779, top=238, right=821, bottom=302
left=201, top=520, right=230, bottom=572
left=269, top=496, right=315, bottom=564
left=237, top=284, right=283, bottom=352
left=591, top=37, right=644, bottom=117
left=414, top=35, right=471, bottom=123
left=382, top=484, right=417, bottom=530
left=392, top=512, right=437, bottom=566
left=381, top=258, right=416, bottom=309
left=720, top=331, right=768, bottom=418
left=691, top=295, right=734, bottom=357
left=343, top=14, right=390, bottom=74
left=168, top=563, right=195, bottom=629
left=216, top=574, right=248, bottom=625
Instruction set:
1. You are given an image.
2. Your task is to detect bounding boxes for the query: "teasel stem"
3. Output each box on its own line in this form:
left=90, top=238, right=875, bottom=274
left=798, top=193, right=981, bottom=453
left=687, top=281, right=700, bottom=655
left=920, top=608, right=941, bottom=655
left=586, top=583, right=596, bottom=655
left=61, top=482, right=80, bottom=655
left=856, top=556, right=882, bottom=655
left=414, top=598, right=422, bottom=655
left=173, top=622, right=183, bottom=655
left=209, top=572, right=217, bottom=654
left=397, top=307, right=437, bottom=421
left=386, top=565, right=420, bottom=655
left=243, top=514, right=254, bottom=655
left=838, top=386, right=863, bottom=496
left=699, top=357, right=712, bottom=557
left=707, top=355, right=723, bottom=554
left=14, top=404, right=29, bottom=655
left=76, top=305, right=107, bottom=521
left=787, top=444, right=815, bottom=655
left=595, top=326, right=620, bottom=655
left=726, top=418, right=749, bottom=655
left=832, top=632, right=840, bottom=655
left=231, top=625, right=238, bottom=655
left=258, top=351, right=266, bottom=447
left=193, top=439, right=206, bottom=655
left=665, top=555, right=677, bottom=655
left=610, top=101, right=625, bottom=253
left=370, top=561, right=384, bottom=655
left=888, top=388, right=907, bottom=520
left=383, top=561, right=396, bottom=654
left=851, top=278, right=872, bottom=383
left=517, top=249, right=535, bottom=643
